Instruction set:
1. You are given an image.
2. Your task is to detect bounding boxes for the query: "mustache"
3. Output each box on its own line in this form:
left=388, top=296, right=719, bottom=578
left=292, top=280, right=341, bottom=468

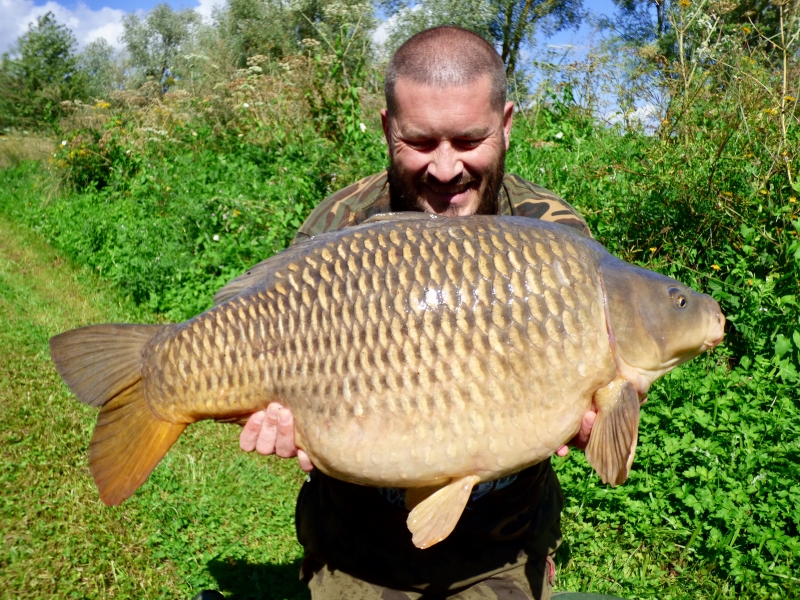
left=417, top=172, right=478, bottom=192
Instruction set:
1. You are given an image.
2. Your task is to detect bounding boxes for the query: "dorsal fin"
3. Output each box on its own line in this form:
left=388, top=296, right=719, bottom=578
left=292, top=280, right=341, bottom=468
left=213, top=212, right=441, bottom=305
left=360, top=212, right=441, bottom=225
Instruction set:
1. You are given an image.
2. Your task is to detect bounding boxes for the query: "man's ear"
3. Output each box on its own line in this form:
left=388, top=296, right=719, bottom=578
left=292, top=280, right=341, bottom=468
left=381, top=109, right=391, bottom=153
left=503, top=102, right=514, bottom=150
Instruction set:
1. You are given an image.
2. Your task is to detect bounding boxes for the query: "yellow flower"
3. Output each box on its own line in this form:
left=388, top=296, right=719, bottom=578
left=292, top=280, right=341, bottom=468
left=742, top=26, right=752, bottom=34
left=790, top=197, right=797, bottom=203
left=679, top=0, right=690, bottom=6
left=722, top=191, right=732, bottom=197
left=233, top=209, right=241, bottom=217
left=711, top=264, right=721, bottom=271
left=650, top=247, right=657, bottom=253
left=784, top=96, right=796, bottom=103
left=760, top=189, right=768, bottom=195
left=747, top=279, right=753, bottom=285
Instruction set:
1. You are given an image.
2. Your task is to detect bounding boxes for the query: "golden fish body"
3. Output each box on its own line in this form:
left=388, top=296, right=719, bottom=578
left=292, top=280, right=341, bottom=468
left=50, top=214, right=725, bottom=548
left=143, top=216, right=615, bottom=487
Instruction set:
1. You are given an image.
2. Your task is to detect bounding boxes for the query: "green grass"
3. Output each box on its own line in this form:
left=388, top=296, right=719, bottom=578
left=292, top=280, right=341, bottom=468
left=0, top=214, right=308, bottom=599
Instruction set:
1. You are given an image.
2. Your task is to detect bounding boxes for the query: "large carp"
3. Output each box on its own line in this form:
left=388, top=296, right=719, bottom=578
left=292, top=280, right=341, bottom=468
left=50, top=214, right=724, bottom=549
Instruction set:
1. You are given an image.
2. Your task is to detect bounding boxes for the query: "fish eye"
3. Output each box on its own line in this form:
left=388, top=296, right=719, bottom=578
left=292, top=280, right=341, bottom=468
left=668, top=287, right=688, bottom=309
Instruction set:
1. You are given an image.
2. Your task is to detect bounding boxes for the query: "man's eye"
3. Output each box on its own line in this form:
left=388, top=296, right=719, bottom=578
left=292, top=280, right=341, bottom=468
left=456, top=139, right=482, bottom=148
left=406, top=140, right=434, bottom=150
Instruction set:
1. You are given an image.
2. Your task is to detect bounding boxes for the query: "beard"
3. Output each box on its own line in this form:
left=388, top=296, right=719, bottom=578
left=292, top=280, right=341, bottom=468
left=388, top=148, right=506, bottom=217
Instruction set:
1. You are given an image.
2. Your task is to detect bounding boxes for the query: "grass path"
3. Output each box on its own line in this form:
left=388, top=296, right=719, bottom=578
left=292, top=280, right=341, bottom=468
left=0, top=215, right=308, bottom=599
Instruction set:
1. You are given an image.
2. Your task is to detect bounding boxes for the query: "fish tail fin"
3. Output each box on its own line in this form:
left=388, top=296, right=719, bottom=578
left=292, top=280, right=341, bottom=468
left=50, top=324, right=187, bottom=505
left=585, top=378, right=640, bottom=487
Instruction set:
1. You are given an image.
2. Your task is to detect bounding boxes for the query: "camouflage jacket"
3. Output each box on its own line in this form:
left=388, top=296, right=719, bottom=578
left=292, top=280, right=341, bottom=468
left=293, top=170, right=590, bottom=244
left=293, top=171, right=587, bottom=592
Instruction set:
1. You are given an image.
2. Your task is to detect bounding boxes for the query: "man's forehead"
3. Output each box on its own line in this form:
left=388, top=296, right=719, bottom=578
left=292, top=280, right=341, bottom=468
left=391, top=74, right=494, bottom=103
left=387, top=75, right=503, bottom=135
left=395, top=122, right=495, bottom=139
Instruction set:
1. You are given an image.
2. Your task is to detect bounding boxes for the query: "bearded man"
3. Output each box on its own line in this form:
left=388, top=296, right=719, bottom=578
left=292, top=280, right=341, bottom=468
left=239, top=26, right=596, bottom=600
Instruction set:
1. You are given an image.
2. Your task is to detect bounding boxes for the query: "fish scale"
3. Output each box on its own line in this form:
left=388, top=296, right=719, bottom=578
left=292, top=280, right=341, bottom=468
left=139, top=217, right=615, bottom=487
left=50, top=214, right=724, bottom=548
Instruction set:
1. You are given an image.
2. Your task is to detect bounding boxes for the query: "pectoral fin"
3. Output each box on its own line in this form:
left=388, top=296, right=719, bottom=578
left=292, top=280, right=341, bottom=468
left=584, top=378, right=640, bottom=487
left=406, top=475, right=480, bottom=549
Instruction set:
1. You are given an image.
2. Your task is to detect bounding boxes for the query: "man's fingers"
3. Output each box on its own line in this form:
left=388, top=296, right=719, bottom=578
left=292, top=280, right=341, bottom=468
left=240, top=410, right=266, bottom=452
left=254, top=403, right=281, bottom=456
left=570, top=410, right=597, bottom=450
left=275, top=407, right=298, bottom=458
left=240, top=403, right=313, bottom=470
left=579, top=410, right=597, bottom=443
left=298, top=450, right=314, bottom=472
left=555, top=445, right=569, bottom=457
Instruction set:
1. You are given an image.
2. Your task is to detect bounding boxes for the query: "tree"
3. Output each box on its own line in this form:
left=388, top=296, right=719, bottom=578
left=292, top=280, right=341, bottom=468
left=215, top=0, right=375, bottom=69
left=121, top=4, right=202, bottom=84
left=606, top=0, right=792, bottom=59
left=78, top=38, right=120, bottom=98
left=216, top=0, right=298, bottom=66
left=380, top=0, right=583, bottom=77
left=0, top=12, right=86, bottom=128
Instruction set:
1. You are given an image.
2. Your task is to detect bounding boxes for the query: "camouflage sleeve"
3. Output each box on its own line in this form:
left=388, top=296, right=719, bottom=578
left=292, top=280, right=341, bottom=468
left=503, top=174, right=592, bottom=237
left=292, top=171, right=391, bottom=245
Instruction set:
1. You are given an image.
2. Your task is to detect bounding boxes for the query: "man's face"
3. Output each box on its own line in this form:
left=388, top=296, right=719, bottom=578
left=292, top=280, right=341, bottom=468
left=382, top=75, right=514, bottom=217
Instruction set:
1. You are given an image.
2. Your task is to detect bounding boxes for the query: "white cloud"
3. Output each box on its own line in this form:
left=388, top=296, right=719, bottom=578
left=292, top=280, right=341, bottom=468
left=0, top=0, right=127, bottom=54
left=194, top=0, right=225, bottom=21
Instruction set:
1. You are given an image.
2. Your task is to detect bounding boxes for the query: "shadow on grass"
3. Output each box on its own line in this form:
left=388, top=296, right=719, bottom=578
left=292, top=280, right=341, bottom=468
left=207, top=557, right=310, bottom=600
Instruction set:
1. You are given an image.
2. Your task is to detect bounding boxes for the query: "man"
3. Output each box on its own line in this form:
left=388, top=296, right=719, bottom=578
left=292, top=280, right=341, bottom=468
left=239, top=26, right=596, bottom=600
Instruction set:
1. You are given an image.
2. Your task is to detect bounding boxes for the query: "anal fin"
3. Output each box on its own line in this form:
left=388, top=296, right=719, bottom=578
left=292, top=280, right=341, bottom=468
left=90, top=381, right=187, bottom=505
left=406, top=475, right=481, bottom=549
left=404, top=483, right=445, bottom=511
left=584, top=378, right=640, bottom=487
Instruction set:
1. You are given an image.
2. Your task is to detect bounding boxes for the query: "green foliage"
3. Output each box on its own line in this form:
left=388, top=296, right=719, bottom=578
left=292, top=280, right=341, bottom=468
left=3, top=121, right=386, bottom=321
left=607, top=0, right=792, bottom=59
left=77, top=39, right=121, bottom=99
left=305, top=25, right=374, bottom=144
left=379, top=0, right=583, bottom=76
left=122, top=4, right=202, bottom=81
left=0, top=12, right=87, bottom=129
left=217, top=0, right=299, bottom=65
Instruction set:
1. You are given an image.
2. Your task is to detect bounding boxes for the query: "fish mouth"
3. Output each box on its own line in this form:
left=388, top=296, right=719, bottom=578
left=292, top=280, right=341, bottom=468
left=702, top=305, right=726, bottom=351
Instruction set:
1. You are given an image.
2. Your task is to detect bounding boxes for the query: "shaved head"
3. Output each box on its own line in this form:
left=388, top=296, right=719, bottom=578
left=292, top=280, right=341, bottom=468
left=385, top=26, right=507, bottom=115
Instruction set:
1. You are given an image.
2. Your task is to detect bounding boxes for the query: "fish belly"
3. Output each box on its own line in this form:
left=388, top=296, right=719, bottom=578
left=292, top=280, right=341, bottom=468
left=141, top=217, right=617, bottom=487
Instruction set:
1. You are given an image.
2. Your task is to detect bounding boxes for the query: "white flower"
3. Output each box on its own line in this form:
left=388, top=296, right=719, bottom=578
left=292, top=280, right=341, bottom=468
left=242, top=102, right=249, bottom=108
left=213, top=234, right=220, bottom=241
left=555, top=132, right=563, bottom=139
left=61, top=140, right=67, bottom=146
left=359, top=122, right=367, bottom=133
left=539, top=168, right=545, bottom=173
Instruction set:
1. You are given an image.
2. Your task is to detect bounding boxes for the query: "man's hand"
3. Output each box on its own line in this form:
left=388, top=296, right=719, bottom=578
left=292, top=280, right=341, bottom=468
left=239, top=403, right=314, bottom=472
left=555, top=409, right=596, bottom=457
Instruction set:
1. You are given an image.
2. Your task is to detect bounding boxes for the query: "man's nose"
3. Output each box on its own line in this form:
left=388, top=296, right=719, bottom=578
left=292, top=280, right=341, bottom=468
left=428, top=143, right=463, bottom=182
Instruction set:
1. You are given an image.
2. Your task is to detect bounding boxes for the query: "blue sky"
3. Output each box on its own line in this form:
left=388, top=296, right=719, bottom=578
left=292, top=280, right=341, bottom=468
left=1, top=0, right=620, bottom=58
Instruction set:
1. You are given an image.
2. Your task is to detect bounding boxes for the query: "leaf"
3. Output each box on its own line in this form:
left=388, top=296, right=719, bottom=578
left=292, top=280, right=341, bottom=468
left=792, top=181, right=800, bottom=193
left=775, top=334, right=792, bottom=358
left=794, top=331, right=800, bottom=350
